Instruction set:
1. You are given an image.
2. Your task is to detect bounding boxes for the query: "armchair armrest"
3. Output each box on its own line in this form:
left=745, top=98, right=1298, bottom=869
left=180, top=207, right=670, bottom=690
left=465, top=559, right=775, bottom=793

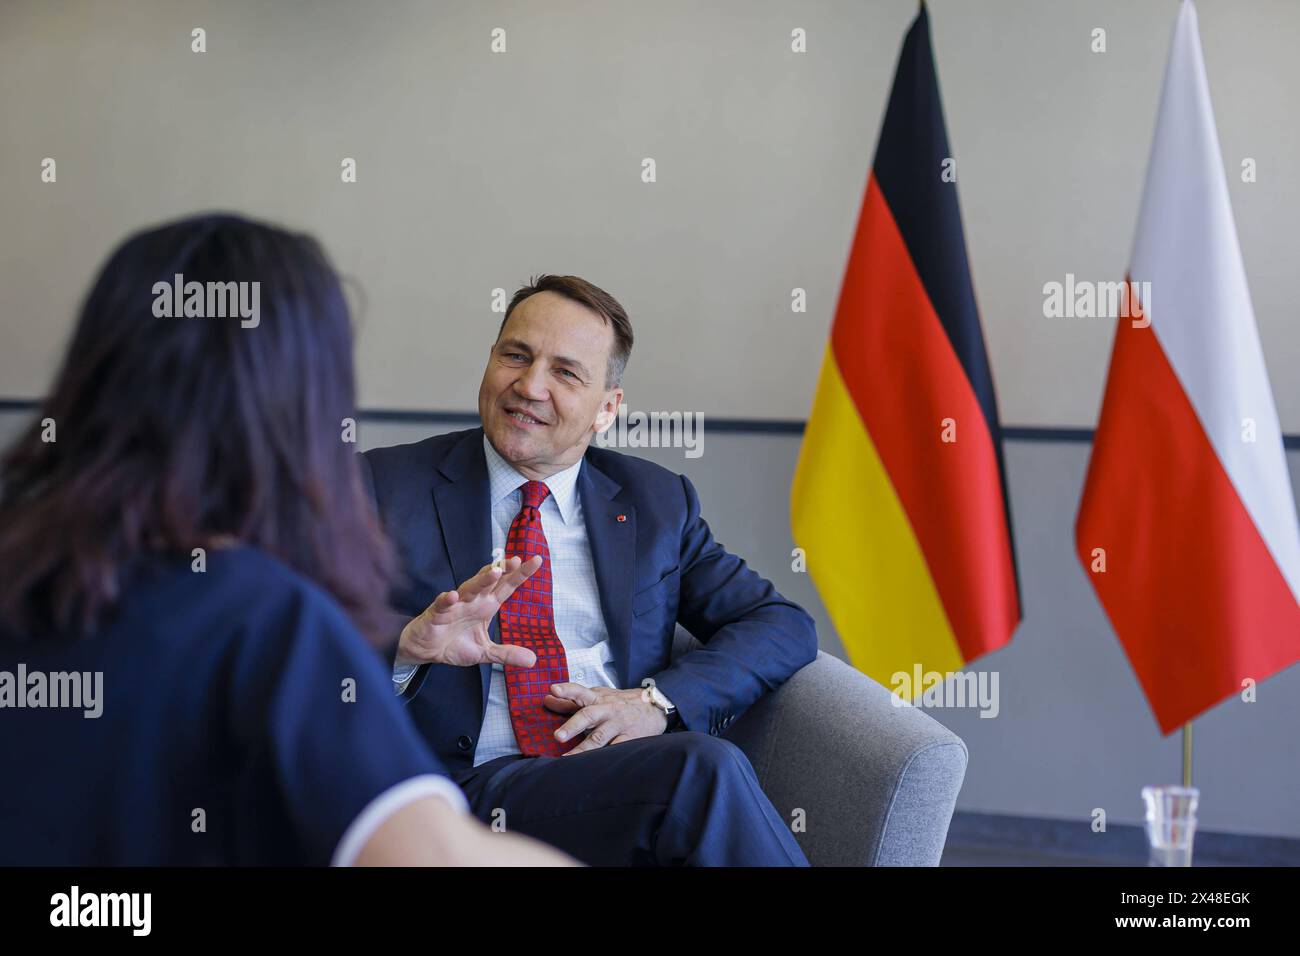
left=670, top=623, right=967, bottom=866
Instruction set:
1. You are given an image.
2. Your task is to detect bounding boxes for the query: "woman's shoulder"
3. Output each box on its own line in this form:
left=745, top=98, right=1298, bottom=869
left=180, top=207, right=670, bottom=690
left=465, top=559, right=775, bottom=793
left=203, top=545, right=332, bottom=599
left=115, top=545, right=385, bottom=714
left=134, top=544, right=330, bottom=604
left=124, top=544, right=362, bottom=649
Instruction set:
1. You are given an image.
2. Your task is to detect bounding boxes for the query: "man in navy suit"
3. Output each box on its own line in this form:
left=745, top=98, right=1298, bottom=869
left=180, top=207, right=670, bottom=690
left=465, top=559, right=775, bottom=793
left=360, top=275, right=815, bottom=865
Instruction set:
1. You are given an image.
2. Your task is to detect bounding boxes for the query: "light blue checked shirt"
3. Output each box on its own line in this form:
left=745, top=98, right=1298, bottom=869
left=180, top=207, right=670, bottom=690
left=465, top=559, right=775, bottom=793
left=393, top=436, right=619, bottom=766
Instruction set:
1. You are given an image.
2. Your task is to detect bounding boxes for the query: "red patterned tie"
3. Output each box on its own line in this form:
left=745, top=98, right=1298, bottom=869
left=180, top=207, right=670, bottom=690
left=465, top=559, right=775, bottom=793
left=500, top=480, right=573, bottom=756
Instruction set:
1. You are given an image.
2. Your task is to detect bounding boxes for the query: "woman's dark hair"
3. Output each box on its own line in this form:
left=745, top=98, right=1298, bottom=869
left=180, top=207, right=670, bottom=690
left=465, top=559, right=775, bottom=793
left=0, top=213, right=396, bottom=640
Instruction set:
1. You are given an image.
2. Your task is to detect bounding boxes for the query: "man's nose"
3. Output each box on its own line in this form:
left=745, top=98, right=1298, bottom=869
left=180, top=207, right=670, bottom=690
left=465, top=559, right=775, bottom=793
left=513, top=363, right=550, bottom=402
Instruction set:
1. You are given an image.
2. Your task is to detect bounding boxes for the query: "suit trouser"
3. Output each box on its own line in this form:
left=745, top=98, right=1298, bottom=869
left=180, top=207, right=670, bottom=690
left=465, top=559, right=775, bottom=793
left=451, top=731, right=809, bottom=866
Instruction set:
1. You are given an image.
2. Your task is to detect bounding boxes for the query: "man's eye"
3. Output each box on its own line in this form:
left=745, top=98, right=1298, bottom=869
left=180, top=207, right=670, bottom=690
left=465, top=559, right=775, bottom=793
left=557, top=368, right=577, bottom=379
left=504, top=353, right=527, bottom=361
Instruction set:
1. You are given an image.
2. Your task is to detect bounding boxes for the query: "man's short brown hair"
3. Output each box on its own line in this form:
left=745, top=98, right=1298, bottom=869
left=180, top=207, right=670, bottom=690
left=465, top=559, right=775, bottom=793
left=500, top=275, right=633, bottom=388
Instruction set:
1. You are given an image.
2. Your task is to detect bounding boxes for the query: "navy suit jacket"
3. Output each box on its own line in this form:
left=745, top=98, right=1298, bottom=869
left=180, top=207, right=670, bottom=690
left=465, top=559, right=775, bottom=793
left=359, top=427, right=817, bottom=773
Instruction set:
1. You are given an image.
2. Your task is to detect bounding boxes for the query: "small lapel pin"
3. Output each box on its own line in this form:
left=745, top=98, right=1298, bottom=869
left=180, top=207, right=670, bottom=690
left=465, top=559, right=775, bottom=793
left=616, top=514, right=627, bottom=522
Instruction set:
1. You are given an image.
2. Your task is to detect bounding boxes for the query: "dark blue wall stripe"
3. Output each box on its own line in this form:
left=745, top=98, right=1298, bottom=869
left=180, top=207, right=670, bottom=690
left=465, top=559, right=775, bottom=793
left=3, top=398, right=1299, bottom=447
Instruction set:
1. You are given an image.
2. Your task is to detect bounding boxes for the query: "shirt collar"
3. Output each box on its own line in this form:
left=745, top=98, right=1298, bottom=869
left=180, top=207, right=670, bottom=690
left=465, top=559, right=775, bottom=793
left=482, top=434, right=583, bottom=525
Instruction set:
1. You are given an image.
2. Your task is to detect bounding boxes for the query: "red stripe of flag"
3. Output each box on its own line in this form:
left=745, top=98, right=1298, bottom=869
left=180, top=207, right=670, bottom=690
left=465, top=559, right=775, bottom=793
left=1077, top=284, right=1300, bottom=734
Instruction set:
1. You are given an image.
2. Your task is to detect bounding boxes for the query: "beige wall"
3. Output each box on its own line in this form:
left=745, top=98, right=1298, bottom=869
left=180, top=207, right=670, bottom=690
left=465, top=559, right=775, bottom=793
left=2, top=0, right=1297, bottom=427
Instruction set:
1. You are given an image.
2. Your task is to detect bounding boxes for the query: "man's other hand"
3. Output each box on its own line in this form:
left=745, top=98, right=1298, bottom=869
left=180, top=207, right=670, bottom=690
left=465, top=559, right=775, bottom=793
left=543, top=683, right=669, bottom=755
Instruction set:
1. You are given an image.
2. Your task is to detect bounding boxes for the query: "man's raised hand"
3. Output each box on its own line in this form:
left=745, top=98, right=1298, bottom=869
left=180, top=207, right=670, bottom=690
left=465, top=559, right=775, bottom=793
left=395, top=555, right=543, bottom=669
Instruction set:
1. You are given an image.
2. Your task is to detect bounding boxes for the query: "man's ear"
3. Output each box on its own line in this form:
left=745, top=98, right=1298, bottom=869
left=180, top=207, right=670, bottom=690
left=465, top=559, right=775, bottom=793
left=593, top=388, right=623, bottom=434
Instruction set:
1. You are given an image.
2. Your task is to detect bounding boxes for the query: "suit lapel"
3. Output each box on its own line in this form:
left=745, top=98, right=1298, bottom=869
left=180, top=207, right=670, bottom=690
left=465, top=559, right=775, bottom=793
left=431, top=428, right=494, bottom=710
left=579, top=457, right=636, bottom=688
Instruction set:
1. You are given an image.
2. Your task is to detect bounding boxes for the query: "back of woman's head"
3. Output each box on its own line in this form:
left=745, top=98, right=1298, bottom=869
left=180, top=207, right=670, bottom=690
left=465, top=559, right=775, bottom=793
left=0, top=213, right=395, bottom=639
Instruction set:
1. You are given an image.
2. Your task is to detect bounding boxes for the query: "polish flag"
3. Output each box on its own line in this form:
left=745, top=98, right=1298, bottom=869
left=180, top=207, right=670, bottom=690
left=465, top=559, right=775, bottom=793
left=1076, top=0, right=1300, bottom=734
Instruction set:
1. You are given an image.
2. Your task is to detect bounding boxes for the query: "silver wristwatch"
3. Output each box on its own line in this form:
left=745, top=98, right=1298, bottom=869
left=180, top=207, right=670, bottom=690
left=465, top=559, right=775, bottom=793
left=640, top=678, right=678, bottom=723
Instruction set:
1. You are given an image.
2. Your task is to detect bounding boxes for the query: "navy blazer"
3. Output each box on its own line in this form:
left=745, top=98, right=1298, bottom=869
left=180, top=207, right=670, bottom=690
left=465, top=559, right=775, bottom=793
left=359, top=427, right=817, bottom=773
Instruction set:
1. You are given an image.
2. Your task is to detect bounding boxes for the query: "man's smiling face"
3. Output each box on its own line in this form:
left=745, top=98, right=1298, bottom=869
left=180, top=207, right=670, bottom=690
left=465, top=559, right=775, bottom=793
left=478, top=291, right=623, bottom=480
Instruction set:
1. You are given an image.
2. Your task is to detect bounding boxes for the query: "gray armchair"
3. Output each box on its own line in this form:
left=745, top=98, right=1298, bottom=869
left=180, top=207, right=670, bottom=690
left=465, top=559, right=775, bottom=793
left=673, top=628, right=968, bottom=866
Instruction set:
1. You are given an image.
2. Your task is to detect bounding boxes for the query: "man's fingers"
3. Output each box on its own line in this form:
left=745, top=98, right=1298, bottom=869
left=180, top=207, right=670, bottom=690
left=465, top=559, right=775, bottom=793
left=554, top=704, right=611, bottom=744
left=494, top=554, right=540, bottom=597
left=607, top=734, right=635, bottom=746
left=492, top=554, right=543, bottom=601
left=547, top=682, right=599, bottom=707
left=428, top=590, right=459, bottom=613
left=563, top=717, right=622, bottom=756
left=542, top=694, right=582, bottom=715
left=457, top=562, right=508, bottom=601
left=483, top=642, right=537, bottom=669
left=445, top=556, right=522, bottom=613
left=426, top=594, right=489, bottom=626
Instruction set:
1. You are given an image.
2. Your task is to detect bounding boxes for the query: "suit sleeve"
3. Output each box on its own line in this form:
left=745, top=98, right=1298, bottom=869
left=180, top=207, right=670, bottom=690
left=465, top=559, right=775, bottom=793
left=647, top=474, right=817, bottom=736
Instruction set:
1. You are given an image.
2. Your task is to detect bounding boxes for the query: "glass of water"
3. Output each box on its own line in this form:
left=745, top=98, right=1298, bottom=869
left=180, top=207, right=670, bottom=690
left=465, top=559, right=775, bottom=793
left=1142, top=785, right=1199, bottom=867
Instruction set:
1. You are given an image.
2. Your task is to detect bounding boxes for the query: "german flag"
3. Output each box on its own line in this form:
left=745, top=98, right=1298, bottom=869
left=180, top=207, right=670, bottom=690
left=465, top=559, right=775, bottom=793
left=791, top=5, right=1020, bottom=692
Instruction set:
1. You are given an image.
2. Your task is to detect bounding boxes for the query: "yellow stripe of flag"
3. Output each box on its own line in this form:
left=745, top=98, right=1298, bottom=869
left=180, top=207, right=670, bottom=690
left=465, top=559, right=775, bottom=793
left=791, top=347, right=964, bottom=694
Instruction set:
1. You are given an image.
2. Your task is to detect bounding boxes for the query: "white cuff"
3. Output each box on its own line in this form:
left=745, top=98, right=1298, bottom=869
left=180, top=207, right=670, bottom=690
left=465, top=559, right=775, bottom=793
left=330, top=774, right=470, bottom=867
